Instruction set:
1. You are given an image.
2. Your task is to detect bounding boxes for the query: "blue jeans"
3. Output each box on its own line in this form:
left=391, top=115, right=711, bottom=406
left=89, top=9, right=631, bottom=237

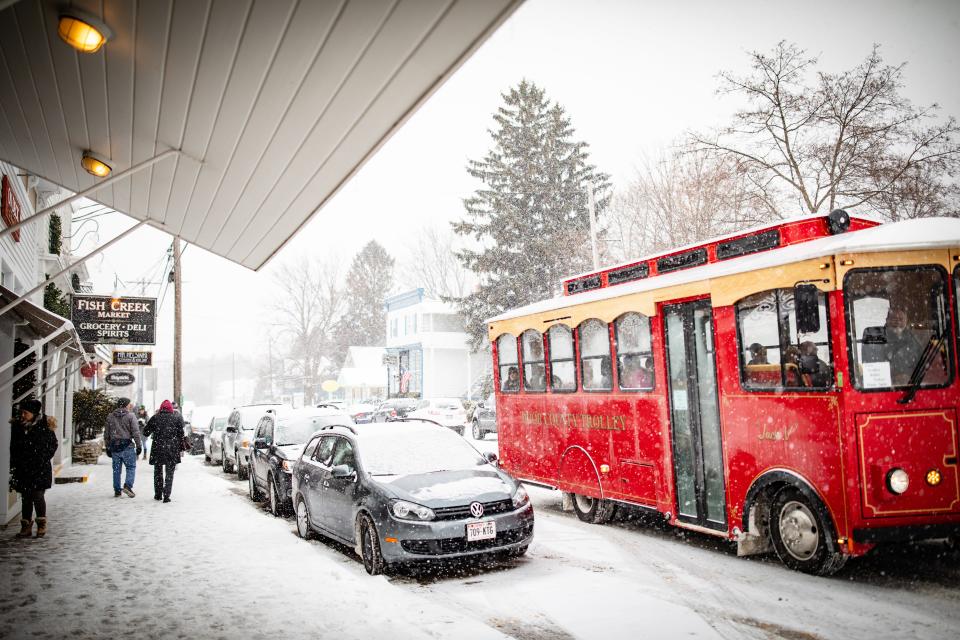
left=112, top=444, right=137, bottom=492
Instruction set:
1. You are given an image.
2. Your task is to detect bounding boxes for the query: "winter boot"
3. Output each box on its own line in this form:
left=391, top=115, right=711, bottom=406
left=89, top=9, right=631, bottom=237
left=15, top=519, right=33, bottom=538
left=35, top=517, right=47, bottom=538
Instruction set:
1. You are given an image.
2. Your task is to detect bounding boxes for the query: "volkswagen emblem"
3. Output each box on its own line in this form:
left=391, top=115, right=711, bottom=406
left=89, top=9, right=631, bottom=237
left=469, top=502, right=484, bottom=518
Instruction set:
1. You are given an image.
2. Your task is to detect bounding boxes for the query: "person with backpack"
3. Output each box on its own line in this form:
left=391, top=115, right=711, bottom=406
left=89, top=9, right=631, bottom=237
left=9, top=398, right=58, bottom=538
left=103, top=398, right=142, bottom=498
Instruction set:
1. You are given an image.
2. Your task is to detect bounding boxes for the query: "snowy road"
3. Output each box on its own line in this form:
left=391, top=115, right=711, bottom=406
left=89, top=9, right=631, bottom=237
left=1, top=437, right=957, bottom=640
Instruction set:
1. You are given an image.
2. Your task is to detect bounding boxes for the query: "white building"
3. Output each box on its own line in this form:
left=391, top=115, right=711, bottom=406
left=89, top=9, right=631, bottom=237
left=1, top=161, right=92, bottom=525
left=384, top=289, right=487, bottom=400
left=336, top=346, right=387, bottom=403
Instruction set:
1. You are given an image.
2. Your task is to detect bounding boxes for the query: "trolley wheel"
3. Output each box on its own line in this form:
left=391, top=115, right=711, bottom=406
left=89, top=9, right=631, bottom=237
left=770, top=487, right=847, bottom=575
left=572, top=493, right=616, bottom=524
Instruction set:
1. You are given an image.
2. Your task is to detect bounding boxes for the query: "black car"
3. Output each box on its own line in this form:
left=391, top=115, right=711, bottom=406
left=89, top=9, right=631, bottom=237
left=291, top=420, right=534, bottom=575
left=371, top=398, right=418, bottom=422
left=248, top=408, right=355, bottom=516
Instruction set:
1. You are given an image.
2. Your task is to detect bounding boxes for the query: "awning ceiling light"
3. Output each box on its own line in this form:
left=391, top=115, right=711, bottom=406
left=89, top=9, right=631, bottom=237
left=80, top=151, right=112, bottom=178
left=57, top=12, right=113, bottom=53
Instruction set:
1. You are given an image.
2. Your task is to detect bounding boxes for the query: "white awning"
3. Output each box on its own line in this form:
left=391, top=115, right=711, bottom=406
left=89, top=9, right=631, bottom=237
left=0, top=284, right=86, bottom=360
left=0, top=0, right=522, bottom=270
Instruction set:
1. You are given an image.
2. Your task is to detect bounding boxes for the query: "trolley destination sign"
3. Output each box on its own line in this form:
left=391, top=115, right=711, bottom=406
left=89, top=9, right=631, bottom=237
left=72, top=295, right=157, bottom=345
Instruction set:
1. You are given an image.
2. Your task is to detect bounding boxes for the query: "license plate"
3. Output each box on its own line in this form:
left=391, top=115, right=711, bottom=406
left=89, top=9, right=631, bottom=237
left=466, top=520, right=496, bottom=541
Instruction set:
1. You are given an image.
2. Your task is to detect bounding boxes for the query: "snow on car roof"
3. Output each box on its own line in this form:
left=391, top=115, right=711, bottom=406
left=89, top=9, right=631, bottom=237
left=275, top=406, right=346, bottom=422
left=488, top=217, right=960, bottom=323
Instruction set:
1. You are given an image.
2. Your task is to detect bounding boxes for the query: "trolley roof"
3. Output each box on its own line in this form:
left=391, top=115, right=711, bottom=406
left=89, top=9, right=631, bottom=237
left=488, top=216, right=960, bottom=324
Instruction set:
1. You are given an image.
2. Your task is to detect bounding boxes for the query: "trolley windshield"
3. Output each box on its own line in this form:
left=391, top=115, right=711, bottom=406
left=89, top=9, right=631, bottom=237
left=844, top=266, right=952, bottom=391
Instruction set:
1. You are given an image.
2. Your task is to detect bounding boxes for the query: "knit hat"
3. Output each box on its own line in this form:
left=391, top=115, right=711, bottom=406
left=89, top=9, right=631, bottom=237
left=159, top=400, right=174, bottom=413
left=20, top=398, right=42, bottom=416
left=116, top=397, right=131, bottom=409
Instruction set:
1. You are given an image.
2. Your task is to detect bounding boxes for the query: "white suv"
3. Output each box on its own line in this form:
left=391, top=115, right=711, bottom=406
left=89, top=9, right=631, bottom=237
left=221, top=403, right=284, bottom=479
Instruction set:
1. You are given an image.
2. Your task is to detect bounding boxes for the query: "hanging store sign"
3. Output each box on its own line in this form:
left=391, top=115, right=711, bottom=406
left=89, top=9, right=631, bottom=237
left=105, top=371, right=136, bottom=386
left=113, top=351, right=152, bottom=366
left=1, top=175, right=22, bottom=242
left=72, top=295, right=157, bottom=345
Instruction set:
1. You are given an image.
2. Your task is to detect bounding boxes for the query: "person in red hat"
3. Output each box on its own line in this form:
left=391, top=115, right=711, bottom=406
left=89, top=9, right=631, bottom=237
left=9, top=398, right=58, bottom=538
left=142, top=400, right=185, bottom=502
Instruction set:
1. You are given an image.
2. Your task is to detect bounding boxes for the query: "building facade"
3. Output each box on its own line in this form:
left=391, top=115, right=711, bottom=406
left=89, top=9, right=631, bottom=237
left=1, top=161, right=91, bottom=525
left=384, top=289, right=487, bottom=400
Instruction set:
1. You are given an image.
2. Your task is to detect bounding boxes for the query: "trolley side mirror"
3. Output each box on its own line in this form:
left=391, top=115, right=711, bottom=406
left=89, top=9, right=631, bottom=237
left=795, top=284, right=821, bottom=334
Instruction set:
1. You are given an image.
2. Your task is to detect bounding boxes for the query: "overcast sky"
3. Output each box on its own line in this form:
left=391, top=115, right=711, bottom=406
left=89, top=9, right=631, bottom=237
left=78, top=0, right=960, bottom=403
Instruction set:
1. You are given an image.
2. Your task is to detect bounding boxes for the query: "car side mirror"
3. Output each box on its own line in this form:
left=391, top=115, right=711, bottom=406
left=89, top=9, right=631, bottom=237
left=253, top=437, right=267, bottom=450
left=795, top=284, right=821, bottom=334
left=226, top=426, right=237, bottom=434
left=484, top=451, right=498, bottom=465
left=331, top=464, right=355, bottom=480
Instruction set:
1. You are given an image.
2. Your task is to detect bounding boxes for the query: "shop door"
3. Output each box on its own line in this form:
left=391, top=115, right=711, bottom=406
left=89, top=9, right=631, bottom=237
left=664, top=300, right=727, bottom=530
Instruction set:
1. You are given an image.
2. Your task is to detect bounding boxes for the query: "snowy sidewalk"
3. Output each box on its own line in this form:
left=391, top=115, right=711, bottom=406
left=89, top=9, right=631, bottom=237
left=0, top=454, right=510, bottom=640
left=2, top=452, right=957, bottom=640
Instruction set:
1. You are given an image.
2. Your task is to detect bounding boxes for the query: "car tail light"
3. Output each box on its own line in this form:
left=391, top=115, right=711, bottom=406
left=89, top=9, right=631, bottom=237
left=390, top=410, right=397, bottom=417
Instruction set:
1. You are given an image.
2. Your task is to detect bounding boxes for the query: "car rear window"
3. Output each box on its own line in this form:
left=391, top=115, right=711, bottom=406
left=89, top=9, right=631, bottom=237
left=360, top=428, right=484, bottom=476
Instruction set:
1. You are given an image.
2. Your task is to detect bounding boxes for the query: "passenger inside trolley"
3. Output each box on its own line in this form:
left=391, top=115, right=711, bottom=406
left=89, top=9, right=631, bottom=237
left=748, top=343, right=769, bottom=365
left=502, top=366, right=520, bottom=392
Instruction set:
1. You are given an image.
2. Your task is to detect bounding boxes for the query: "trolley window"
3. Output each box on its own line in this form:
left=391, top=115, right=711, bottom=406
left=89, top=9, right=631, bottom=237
left=615, top=313, right=654, bottom=391
left=736, top=288, right=833, bottom=390
left=579, top=319, right=612, bottom=391
left=521, top=329, right=546, bottom=392
left=548, top=325, right=576, bottom=392
left=497, top=334, right=519, bottom=393
left=845, top=267, right=952, bottom=391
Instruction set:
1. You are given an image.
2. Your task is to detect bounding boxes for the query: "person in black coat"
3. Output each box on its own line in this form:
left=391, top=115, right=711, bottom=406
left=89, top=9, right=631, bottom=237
left=9, top=398, right=58, bottom=538
left=142, top=400, right=184, bottom=502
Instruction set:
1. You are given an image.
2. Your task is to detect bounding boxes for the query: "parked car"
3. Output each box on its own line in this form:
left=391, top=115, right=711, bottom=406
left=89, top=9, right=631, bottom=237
left=471, top=394, right=498, bottom=440
left=203, top=414, right=230, bottom=464
left=407, top=398, right=468, bottom=435
left=248, top=407, right=355, bottom=516
left=188, top=405, right=230, bottom=456
left=291, top=420, right=533, bottom=575
left=371, top=398, right=418, bottom=422
left=348, top=403, right=377, bottom=424
left=222, top=403, right=284, bottom=479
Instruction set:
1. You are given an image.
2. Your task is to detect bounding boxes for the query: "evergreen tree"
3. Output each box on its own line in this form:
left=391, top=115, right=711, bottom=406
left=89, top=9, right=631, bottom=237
left=333, top=241, right=395, bottom=365
left=452, top=80, right=610, bottom=349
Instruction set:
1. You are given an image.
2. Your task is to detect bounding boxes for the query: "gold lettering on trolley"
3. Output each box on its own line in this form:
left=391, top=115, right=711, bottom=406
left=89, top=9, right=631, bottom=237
left=520, top=411, right=627, bottom=431
left=757, top=424, right=798, bottom=442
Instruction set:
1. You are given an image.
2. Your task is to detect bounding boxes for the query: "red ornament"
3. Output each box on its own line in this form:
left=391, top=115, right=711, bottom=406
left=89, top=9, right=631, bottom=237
left=80, top=363, right=98, bottom=378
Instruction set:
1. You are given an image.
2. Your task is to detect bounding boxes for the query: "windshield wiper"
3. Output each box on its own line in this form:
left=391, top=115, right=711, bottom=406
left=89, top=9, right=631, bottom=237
left=898, top=334, right=946, bottom=405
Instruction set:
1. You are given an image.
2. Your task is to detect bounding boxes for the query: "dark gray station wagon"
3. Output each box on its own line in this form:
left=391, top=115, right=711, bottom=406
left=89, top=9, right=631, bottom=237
left=291, top=420, right=534, bottom=574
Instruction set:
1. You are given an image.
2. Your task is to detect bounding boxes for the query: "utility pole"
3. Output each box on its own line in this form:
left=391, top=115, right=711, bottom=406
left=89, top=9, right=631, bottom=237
left=587, top=187, right=600, bottom=270
left=173, top=237, right=183, bottom=407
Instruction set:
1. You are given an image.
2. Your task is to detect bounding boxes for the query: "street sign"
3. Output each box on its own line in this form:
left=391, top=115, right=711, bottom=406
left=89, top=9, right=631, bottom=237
left=72, top=295, right=157, bottom=345
left=105, top=370, right=136, bottom=386
left=112, top=350, right=152, bottom=366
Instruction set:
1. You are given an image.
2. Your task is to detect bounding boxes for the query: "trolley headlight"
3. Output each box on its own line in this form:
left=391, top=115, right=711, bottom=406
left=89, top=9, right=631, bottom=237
left=886, top=468, right=909, bottom=494
left=926, top=469, right=942, bottom=486
left=391, top=500, right=435, bottom=521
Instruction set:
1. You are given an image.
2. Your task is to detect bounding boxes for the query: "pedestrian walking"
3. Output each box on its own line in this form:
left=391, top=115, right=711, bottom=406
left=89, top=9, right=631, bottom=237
left=137, top=406, right=150, bottom=460
left=103, top=397, right=142, bottom=498
left=9, top=398, right=58, bottom=538
left=143, top=400, right=184, bottom=503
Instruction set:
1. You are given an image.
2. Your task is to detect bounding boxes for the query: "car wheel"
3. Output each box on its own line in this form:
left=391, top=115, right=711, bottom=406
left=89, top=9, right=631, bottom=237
left=770, top=487, right=847, bottom=575
left=472, top=421, right=483, bottom=440
left=296, top=498, right=315, bottom=540
left=268, top=475, right=280, bottom=517
left=572, top=493, right=616, bottom=524
left=237, top=455, right=248, bottom=480
left=248, top=469, right=262, bottom=501
left=205, top=454, right=211, bottom=463
left=358, top=513, right=385, bottom=576
left=222, top=449, right=232, bottom=473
